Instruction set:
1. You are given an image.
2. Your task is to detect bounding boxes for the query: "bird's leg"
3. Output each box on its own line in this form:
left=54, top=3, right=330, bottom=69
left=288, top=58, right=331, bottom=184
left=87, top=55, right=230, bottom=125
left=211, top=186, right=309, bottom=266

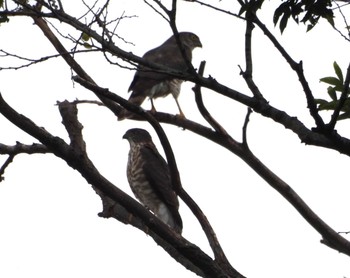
left=174, top=97, right=186, bottom=118
left=150, top=98, right=157, bottom=114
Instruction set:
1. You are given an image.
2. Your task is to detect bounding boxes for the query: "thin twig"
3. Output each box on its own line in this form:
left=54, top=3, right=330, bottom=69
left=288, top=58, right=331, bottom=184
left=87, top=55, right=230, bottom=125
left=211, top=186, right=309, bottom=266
left=241, top=9, right=265, bottom=100
left=242, top=108, right=253, bottom=149
left=0, top=142, right=49, bottom=154
left=190, top=0, right=244, bottom=20
left=0, top=49, right=99, bottom=71
left=338, top=231, right=350, bottom=234
left=332, top=0, right=350, bottom=41
left=144, top=0, right=169, bottom=22
left=0, top=154, right=14, bottom=182
left=193, top=61, right=229, bottom=135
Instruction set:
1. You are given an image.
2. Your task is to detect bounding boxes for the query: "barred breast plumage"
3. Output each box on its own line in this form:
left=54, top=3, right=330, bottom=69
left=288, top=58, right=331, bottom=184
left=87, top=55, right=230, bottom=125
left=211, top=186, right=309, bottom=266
left=123, top=128, right=183, bottom=233
left=127, top=143, right=163, bottom=212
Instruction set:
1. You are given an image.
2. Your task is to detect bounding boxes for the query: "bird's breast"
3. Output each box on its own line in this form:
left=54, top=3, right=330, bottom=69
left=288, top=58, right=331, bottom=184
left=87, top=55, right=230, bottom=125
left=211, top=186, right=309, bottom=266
left=149, top=79, right=183, bottom=99
left=127, top=146, right=163, bottom=212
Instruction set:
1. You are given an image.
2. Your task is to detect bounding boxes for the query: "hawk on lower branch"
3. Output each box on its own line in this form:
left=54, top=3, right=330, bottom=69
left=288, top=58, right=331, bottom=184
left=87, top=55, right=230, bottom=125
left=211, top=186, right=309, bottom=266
left=118, top=32, right=202, bottom=120
left=123, top=128, right=182, bottom=233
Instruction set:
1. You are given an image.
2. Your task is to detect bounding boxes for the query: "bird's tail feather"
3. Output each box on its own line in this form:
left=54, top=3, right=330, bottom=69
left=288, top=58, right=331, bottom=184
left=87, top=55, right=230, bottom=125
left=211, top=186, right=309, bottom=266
left=118, top=94, right=146, bottom=121
left=157, top=203, right=183, bottom=234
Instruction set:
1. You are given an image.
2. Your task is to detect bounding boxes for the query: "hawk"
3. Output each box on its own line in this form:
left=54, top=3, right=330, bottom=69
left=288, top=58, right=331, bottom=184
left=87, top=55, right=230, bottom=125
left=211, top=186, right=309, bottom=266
left=118, top=32, right=202, bottom=120
left=123, top=128, right=182, bottom=233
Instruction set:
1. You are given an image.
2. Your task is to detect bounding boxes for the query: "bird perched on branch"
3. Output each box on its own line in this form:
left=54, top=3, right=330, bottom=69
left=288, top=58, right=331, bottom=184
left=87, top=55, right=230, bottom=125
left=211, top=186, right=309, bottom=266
left=118, top=32, right=202, bottom=120
left=123, top=128, right=182, bottom=233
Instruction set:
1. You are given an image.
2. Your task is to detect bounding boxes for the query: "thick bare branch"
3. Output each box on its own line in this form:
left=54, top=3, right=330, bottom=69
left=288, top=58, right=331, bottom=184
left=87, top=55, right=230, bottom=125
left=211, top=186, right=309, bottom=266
left=71, top=76, right=350, bottom=256
left=54, top=98, right=207, bottom=276
left=72, top=75, right=243, bottom=276
left=57, top=100, right=86, bottom=152
left=0, top=92, right=237, bottom=277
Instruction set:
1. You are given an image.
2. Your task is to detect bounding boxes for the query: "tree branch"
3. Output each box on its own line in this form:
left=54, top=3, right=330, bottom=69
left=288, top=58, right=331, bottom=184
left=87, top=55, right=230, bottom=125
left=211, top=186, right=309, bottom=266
left=242, top=108, right=253, bottom=149
left=31, top=13, right=123, bottom=118
left=193, top=61, right=230, bottom=136
left=5, top=0, right=347, bottom=155
left=0, top=142, right=50, bottom=154
left=0, top=154, right=14, bottom=182
left=55, top=98, right=207, bottom=277
left=241, top=8, right=265, bottom=100
left=71, top=76, right=350, bottom=256
left=0, top=91, right=239, bottom=277
left=57, top=100, right=86, bottom=152
left=6, top=0, right=350, bottom=259
left=251, top=15, right=325, bottom=130
left=72, top=75, right=243, bottom=277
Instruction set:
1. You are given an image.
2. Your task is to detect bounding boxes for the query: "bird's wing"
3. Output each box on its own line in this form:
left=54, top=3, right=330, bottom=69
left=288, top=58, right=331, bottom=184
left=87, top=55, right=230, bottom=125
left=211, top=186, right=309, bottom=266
left=140, top=144, right=179, bottom=209
left=128, top=43, right=192, bottom=94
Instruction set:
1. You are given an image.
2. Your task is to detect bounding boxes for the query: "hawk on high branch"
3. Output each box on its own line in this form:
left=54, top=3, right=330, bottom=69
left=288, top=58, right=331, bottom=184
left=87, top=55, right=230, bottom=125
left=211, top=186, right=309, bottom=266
left=123, top=128, right=182, bottom=233
left=118, top=32, right=202, bottom=120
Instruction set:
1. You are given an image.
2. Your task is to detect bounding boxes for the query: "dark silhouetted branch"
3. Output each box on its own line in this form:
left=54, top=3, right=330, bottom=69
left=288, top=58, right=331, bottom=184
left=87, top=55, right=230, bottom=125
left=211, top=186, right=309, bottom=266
left=72, top=75, right=244, bottom=277
left=193, top=61, right=230, bottom=136
left=242, top=108, right=253, bottom=149
left=0, top=91, right=236, bottom=277
left=0, top=154, right=14, bottom=182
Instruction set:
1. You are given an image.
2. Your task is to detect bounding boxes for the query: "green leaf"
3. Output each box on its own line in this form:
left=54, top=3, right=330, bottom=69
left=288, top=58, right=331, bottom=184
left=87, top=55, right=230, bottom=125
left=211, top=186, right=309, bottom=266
left=320, top=76, right=342, bottom=87
left=341, top=98, right=350, bottom=112
left=314, top=98, right=328, bottom=106
left=318, top=100, right=338, bottom=111
left=338, top=112, right=350, bottom=120
left=0, top=0, right=3, bottom=8
left=83, top=42, right=92, bottom=49
left=327, top=86, right=337, bottom=101
left=326, top=14, right=334, bottom=27
left=81, top=32, right=91, bottom=42
left=279, top=11, right=290, bottom=33
left=306, top=23, right=315, bottom=32
left=273, top=3, right=286, bottom=26
left=333, top=61, right=343, bottom=84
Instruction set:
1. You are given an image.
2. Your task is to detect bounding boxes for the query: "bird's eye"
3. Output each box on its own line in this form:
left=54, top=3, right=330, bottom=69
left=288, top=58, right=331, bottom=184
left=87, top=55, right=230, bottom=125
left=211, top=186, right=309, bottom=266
left=191, top=34, right=197, bottom=40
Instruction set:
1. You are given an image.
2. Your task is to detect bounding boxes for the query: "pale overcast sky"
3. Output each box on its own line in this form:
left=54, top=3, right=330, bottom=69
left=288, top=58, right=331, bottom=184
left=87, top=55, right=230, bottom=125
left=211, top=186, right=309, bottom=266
left=0, top=1, right=349, bottom=277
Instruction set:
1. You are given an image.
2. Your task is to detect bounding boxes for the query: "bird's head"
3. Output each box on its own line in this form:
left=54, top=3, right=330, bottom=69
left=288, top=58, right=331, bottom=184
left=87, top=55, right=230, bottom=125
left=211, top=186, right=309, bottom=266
left=123, top=128, right=153, bottom=144
left=178, top=32, right=202, bottom=50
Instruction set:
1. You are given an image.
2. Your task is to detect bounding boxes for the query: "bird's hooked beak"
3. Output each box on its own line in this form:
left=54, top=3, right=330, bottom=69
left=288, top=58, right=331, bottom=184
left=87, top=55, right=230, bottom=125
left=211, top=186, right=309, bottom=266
left=122, top=132, right=129, bottom=140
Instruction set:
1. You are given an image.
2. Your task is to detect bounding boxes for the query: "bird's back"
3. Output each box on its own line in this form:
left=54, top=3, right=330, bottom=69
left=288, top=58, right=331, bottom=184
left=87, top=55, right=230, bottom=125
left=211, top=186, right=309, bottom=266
left=128, top=39, right=192, bottom=96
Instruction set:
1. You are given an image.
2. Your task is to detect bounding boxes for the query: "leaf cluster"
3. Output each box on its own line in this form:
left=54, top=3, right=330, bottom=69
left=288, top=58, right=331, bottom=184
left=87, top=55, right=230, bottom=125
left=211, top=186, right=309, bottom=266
left=273, top=0, right=334, bottom=33
left=238, top=0, right=265, bottom=16
left=315, top=62, right=350, bottom=120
